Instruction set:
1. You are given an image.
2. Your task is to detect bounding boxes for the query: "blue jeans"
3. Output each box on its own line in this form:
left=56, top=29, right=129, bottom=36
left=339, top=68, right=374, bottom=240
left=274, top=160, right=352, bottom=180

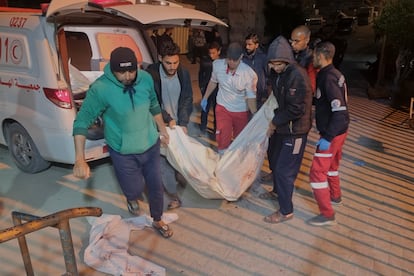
left=108, top=139, right=163, bottom=221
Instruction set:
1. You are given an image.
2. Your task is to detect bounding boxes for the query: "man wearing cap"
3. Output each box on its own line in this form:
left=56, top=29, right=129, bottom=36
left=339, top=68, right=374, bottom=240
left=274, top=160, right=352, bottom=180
left=201, top=42, right=258, bottom=154
left=262, top=36, right=313, bottom=224
left=72, top=47, right=173, bottom=238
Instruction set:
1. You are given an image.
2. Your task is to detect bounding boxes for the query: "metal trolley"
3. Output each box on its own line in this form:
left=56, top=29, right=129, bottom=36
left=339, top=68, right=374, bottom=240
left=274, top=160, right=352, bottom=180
left=0, top=207, right=102, bottom=276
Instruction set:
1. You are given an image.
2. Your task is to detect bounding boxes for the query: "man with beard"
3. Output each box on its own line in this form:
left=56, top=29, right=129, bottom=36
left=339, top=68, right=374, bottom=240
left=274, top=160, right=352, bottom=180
left=73, top=47, right=173, bottom=238
left=146, top=41, right=193, bottom=210
left=260, top=25, right=318, bottom=185
left=307, top=41, right=349, bottom=226
left=242, top=33, right=269, bottom=110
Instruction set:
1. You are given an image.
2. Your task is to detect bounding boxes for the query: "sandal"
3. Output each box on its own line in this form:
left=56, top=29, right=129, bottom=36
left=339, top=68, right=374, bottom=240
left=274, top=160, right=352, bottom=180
left=263, top=211, right=293, bottom=224
left=258, top=191, right=278, bottom=200
left=152, top=221, right=173, bottom=238
left=167, top=198, right=182, bottom=210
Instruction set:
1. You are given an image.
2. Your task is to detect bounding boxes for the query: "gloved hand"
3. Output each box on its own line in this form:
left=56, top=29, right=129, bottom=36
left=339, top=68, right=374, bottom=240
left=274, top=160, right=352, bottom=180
left=200, top=98, right=208, bottom=112
left=317, top=138, right=331, bottom=151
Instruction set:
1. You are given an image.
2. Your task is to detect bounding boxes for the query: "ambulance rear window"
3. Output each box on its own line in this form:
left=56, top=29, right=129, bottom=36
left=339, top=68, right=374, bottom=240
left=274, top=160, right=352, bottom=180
left=96, top=33, right=143, bottom=70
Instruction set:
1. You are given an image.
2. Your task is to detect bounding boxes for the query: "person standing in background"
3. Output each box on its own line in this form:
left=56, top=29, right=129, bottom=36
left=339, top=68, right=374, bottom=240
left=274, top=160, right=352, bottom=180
left=242, top=33, right=269, bottom=110
left=192, top=29, right=207, bottom=64
left=289, top=25, right=317, bottom=93
left=157, top=27, right=174, bottom=54
left=198, top=41, right=222, bottom=137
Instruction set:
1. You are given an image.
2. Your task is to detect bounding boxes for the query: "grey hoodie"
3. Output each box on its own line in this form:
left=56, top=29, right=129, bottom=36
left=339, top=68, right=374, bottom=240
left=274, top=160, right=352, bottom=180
left=266, top=36, right=295, bottom=64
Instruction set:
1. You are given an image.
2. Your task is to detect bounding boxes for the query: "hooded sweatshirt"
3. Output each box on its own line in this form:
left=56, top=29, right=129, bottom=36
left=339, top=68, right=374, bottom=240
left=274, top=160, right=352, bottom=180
left=266, top=36, right=313, bottom=135
left=73, top=63, right=162, bottom=154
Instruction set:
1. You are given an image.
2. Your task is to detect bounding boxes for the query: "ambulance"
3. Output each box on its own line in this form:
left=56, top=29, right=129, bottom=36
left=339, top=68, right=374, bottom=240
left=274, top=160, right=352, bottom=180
left=0, top=0, right=226, bottom=173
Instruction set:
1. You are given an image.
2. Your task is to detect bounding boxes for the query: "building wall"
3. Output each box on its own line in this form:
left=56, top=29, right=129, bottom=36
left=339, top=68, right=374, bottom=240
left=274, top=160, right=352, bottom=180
left=227, top=0, right=265, bottom=45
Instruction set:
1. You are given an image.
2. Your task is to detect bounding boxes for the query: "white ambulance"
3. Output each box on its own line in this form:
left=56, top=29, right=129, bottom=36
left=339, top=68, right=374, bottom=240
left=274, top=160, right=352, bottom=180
left=0, top=0, right=226, bottom=173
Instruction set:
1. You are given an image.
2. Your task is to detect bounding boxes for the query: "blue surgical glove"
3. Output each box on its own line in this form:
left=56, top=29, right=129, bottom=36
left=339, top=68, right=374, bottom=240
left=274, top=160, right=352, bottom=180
left=200, top=98, right=208, bottom=112
left=317, top=138, right=331, bottom=151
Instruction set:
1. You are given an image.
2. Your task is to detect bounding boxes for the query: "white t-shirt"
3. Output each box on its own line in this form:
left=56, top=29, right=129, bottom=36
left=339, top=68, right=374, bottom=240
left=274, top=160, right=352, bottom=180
left=211, top=59, right=257, bottom=112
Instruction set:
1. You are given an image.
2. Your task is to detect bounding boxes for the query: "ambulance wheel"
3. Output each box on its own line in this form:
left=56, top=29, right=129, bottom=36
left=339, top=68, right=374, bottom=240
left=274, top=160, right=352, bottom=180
left=7, top=123, right=50, bottom=173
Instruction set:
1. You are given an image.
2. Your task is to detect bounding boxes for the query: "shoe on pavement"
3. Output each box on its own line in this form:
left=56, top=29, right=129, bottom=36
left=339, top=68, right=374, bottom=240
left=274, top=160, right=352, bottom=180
left=258, top=190, right=278, bottom=200
left=167, top=198, right=182, bottom=210
left=307, top=214, right=337, bottom=226
left=127, top=200, right=140, bottom=216
left=263, top=210, right=293, bottom=224
left=152, top=220, right=173, bottom=238
left=331, top=197, right=343, bottom=206
left=260, top=172, right=273, bottom=183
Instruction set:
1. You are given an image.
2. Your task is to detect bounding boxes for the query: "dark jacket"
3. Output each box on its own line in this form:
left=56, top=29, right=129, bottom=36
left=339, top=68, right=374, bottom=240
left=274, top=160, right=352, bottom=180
left=198, top=55, right=214, bottom=94
left=242, top=48, right=268, bottom=100
left=146, top=63, right=193, bottom=126
left=267, top=36, right=313, bottom=135
left=314, top=64, right=349, bottom=141
left=295, top=47, right=317, bottom=92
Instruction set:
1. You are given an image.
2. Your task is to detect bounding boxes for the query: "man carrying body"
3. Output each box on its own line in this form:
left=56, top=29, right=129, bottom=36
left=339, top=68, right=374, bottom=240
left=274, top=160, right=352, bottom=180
left=261, top=25, right=317, bottom=184
left=146, top=41, right=193, bottom=210
left=201, top=42, right=258, bottom=154
left=262, top=36, right=313, bottom=223
left=73, top=47, right=173, bottom=238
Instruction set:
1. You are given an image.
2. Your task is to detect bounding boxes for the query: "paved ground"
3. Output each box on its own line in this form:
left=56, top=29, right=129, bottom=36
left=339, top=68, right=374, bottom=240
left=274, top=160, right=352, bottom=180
left=1, top=25, right=414, bottom=275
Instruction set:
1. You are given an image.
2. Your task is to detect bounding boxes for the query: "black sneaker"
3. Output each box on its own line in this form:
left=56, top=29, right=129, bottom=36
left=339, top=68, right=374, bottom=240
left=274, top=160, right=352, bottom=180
left=127, top=200, right=140, bottom=216
left=331, top=197, right=343, bottom=206
left=307, top=214, right=337, bottom=226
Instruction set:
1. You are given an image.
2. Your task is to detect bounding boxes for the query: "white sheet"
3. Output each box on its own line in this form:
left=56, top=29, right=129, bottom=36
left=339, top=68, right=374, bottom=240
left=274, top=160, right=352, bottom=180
left=84, top=213, right=177, bottom=276
left=163, top=94, right=278, bottom=201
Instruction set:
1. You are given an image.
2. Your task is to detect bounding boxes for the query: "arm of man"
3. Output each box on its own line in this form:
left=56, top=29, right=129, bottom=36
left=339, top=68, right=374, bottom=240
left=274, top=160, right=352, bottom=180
left=203, top=80, right=218, bottom=100
left=73, top=134, right=90, bottom=179
left=247, top=98, right=257, bottom=114
left=246, top=69, right=258, bottom=114
left=154, top=113, right=169, bottom=146
left=178, top=69, right=193, bottom=127
left=323, top=73, right=349, bottom=141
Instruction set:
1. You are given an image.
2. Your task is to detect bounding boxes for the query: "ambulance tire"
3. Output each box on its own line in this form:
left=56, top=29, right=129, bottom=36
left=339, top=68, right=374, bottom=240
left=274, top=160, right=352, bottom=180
left=7, top=123, right=50, bottom=173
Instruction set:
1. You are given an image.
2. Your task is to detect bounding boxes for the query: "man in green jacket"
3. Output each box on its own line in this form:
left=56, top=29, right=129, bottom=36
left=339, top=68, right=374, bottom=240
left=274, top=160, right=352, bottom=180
left=73, top=47, right=173, bottom=238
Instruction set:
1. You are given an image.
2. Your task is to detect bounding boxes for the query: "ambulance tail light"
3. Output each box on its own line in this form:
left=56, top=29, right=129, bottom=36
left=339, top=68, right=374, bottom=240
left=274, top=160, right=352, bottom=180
left=43, top=88, right=72, bottom=109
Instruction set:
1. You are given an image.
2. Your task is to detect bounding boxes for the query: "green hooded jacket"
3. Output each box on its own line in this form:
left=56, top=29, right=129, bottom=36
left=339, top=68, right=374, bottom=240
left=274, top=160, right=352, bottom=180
left=73, top=63, right=162, bottom=154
